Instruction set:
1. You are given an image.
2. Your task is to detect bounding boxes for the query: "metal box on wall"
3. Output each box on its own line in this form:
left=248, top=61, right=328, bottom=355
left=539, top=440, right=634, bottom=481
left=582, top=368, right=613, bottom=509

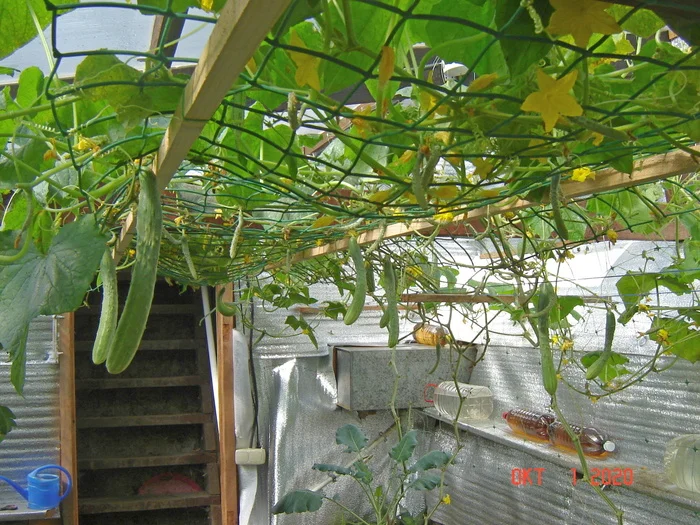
left=333, top=343, right=477, bottom=411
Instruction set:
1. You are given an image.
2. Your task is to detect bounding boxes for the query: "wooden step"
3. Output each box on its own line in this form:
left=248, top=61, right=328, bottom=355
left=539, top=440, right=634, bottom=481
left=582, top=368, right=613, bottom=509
left=76, top=375, right=203, bottom=390
left=79, top=493, right=220, bottom=514
left=77, top=304, right=202, bottom=316
left=78, top=451, right=217, bottom=470
left=77, top=414, right=210, bottom=429
left=75, top=338, right=200, bottom=352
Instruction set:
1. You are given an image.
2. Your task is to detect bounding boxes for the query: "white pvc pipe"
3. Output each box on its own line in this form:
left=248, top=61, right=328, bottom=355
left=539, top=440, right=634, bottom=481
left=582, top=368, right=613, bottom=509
left=201, top=285, right=219, bottom=433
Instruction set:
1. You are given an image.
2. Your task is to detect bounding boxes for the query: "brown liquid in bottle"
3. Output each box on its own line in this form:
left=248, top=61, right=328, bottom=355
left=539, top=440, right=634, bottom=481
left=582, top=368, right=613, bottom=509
left=503, top=409, right=556, bottom=441
left=548, top=421, right=616, bottom=457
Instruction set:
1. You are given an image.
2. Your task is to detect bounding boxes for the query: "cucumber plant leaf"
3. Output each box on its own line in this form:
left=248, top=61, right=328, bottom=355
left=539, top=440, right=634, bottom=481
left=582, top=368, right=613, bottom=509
left=651, top=317, right=700, bottom=363
left=336, top=423, right=368, bottom=453
left=0, top=215, right=108, bottom=394
left=409, top=473, right=442, bottom=491
left=0, top=405, right=17, bottom=444
left=390, top=430, right=418, bottom=462
left=409, top=450, right=450, bottom=473
left=272, top=489, right=324, bottom=514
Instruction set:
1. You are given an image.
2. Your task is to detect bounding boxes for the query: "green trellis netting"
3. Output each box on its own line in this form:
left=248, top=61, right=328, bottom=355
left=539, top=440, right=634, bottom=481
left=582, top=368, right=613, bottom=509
left=0, top=1, right=699, bottom=477
left=13, top=0, right=693, bottom=286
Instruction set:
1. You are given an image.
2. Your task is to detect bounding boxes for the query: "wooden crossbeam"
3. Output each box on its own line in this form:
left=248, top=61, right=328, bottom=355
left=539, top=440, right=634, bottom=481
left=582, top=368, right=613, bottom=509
left=270, top=147, right=697, bottom=268
left=115, top=0, right=293, bottom=259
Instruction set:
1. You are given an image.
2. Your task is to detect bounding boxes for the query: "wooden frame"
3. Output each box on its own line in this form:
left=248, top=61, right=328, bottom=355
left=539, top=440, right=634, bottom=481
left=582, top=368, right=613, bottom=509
left=269, top=147, right=698, bottom=268
left=57, top=313, right=78, bottom=525
left=115, top=0, right=294, bottom=259
left=215, top=284, right=237, bottom=525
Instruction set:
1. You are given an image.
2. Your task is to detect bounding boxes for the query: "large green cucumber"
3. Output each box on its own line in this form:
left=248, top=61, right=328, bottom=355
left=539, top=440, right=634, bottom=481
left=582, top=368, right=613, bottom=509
left=106, top=172, right=162, bottom=374
left=91, top=248, right=118, bottom=365
left=537, top=282, right=558, bottom=396
left=585, top=310, right=616, bottom=380
left=382, top=256, right=399, bottom=348
left=343, top=237, right=366, bottom=325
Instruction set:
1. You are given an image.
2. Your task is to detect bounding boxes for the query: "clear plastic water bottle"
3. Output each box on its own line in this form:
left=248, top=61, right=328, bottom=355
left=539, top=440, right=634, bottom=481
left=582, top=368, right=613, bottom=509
left=548, top=421, right=615, bottom=457
left=503, top=409, right=556, bottom=441
left=664, top=434, right=700, bottom=493
left=432, top=382, right=493, bottom=422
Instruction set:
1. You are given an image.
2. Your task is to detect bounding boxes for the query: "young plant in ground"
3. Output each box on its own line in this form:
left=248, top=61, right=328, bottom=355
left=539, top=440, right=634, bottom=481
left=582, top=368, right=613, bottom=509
left=273, top=424, right=451, bottom=525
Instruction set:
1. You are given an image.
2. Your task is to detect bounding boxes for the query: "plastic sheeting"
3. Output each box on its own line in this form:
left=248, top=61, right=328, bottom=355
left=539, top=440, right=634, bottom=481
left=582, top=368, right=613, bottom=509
left=0, top=316, right=60, bottom=506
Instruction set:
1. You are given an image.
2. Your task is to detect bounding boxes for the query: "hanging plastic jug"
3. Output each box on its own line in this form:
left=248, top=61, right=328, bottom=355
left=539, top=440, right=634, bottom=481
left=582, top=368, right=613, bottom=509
left=0, top=465, right=72, bottom=510
left=502, top=409, right=555, bottom=441
left=548, top=421, right=615, bottom=457
left=664, top=434, right=700, bottom=493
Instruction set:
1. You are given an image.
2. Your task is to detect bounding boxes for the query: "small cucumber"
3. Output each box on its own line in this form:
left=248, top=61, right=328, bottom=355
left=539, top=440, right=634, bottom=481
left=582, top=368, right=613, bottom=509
left=537, top=282, right=558, bottom=396
left=586, top=310, right=616, bottom=380
left=106, top=172, right=162, bottom=374
left=344, top=237, right=366, bottom=325
left=382, top=256, right=399, bottom=348
left=91, top=248, right=118, bottom=365
left=550, top=173, right=569, bottom=240
left=216, top=287, right=237, bottom=317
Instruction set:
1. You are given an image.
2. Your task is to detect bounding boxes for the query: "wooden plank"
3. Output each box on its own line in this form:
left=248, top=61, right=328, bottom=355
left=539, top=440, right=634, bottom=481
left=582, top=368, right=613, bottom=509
left=401, top=293, right=516, bottom=304
left=78, top=451, right=217, bottom=470
left=216, top=284, right=238, bottom=525
left=275, top=148, right=698, bottom=267
left=115, top=0, right=293, bottom=259
left=77, top=413, right=209, bottom=429
left=75, top=338, right=198, bottom=352
left=149, top=14, right=187, bottom=68
left=79, top=493, right=219, bottom=514
left=57, top=313, right=78, bottom=525
left=76, top=375, right=202, bottom=390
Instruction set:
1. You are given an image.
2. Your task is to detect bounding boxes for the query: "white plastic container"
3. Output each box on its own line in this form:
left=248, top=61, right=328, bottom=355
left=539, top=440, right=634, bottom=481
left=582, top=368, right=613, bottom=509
left=664, top=434, right=700, bottom=493
left=432, top=382, right=493, bottom=422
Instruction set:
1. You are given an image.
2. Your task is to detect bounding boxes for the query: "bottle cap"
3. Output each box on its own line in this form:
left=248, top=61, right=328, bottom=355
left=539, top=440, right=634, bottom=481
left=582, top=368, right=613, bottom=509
left=603, top=441, right=616, bottom=452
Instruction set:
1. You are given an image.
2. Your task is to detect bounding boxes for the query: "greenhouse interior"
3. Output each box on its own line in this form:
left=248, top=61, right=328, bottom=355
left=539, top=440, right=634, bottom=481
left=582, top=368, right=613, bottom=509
left=0, top=1, right=698, bottom=524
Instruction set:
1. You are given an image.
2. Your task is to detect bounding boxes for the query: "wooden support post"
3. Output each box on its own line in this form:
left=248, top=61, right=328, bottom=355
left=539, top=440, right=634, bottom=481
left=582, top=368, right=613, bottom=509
left=57, top=313, right=78, bottom=525
left=115, top=0, right=293, bottom=259
left=271, top=147, right=698, bottom=268
left=215, top=284, right=237, bottom=525
left=149, top=14, right=187, bottom=68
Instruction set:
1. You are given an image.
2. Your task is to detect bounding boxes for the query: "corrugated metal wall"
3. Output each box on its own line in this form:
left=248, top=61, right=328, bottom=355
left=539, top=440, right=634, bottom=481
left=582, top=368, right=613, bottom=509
left=0, top=316, right=61, bottom=505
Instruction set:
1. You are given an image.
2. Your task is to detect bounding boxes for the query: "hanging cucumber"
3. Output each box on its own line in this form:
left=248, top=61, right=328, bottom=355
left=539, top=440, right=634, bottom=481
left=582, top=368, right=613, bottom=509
left=382, top=256, right=399, bottom=348
left=550, top=173, right=569, bottom=241
left=366, top=260, right=376, bottom=293
left=106, top=172, right=163, bottom=374
left=216, top=287, right=237, bottom=317
left=344, top=237, right=366, bottom=325
left=91, top=248, right=118, bottom=365
left=536, top=281, right=558, bottom=396
left=586, top=309, right=616, bottom=381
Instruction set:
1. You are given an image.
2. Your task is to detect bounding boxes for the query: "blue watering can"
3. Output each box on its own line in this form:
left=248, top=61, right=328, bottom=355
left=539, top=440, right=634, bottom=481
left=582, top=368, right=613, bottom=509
left=0, top=465, right=72, bottom=510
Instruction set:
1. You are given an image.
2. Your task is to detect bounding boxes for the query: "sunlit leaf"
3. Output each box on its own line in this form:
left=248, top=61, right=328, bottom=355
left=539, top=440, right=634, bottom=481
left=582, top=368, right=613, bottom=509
left=289, top=30, right=321, bottom=91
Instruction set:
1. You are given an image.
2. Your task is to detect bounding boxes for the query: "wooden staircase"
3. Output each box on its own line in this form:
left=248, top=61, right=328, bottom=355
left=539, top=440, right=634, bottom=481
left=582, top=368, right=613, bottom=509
left=73, top=280, right=221, bottom=525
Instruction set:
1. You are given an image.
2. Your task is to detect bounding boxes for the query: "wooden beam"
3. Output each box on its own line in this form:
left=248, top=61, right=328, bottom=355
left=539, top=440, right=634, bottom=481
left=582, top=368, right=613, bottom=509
left=115, top=0, right=293, bottom=258
left=216, top=284, right=237, bottom=525
left=401, top=293, right=516, bottom=304
left=149, top=14, right=187, bottom=68
left=57, top=313, right=78, bottom=525
left=273, top=147, right=697, bottom=267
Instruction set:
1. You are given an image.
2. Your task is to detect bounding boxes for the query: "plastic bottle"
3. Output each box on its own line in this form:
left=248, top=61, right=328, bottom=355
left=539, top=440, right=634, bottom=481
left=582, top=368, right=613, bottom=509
left=548, top=421, right=615, bottom=457
left=502, top=409, right=556, bottom=441
left=664, top=434, right=700, bottom=493
left=413, top=323, right=447, bottom=346
left=432, top=382, right=493, bottom=422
